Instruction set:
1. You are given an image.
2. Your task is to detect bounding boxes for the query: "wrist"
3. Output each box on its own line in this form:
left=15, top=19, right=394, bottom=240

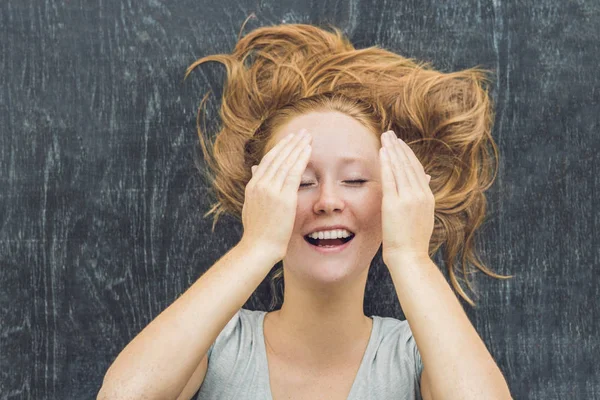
left=383, top=250, right=431, bottom=266
left=236, top=239, right=283, bottom=267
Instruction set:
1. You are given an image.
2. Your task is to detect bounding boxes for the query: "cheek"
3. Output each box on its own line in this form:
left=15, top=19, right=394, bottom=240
left=361, top=187, right=382, bottom=210
left=353, top=192, right=382, bottom=225
left=294, top=200, right=311, bottom=226
left=363, top=202, right=382, bottom=227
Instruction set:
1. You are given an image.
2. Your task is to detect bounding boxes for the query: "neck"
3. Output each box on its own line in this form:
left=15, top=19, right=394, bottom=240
left=264, top=268, right=373, bottom=369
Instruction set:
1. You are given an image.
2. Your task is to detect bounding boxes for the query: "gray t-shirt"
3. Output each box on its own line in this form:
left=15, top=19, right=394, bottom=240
left=195, top=308, right=423, bottom=399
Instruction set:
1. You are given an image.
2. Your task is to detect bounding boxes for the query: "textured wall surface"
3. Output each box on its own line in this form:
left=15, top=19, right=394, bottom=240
left=1, top=1, right=598, bottom=399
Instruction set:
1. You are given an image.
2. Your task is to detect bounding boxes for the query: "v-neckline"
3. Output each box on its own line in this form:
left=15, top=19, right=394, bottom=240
left=259, top=311, right=378, bottom=400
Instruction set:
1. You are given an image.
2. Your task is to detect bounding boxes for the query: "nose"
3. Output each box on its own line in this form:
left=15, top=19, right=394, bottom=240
left=312, top=181, right=346, bottom=214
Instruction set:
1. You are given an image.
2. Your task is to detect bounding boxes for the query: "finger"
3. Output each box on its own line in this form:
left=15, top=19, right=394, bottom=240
left=384, top=131, right=412, bottom=192
left=263, top=129, right=308, bottom=183
left=281, top=141, right=312, bottom=193
left=379, top=146, right=398, bottom=196
left=391, top=137, right=420, bottom=191
left=253, top=131, right=298, bottom=180
left=273, top=132, right=312, bottom=190
left=397, top=138, right=430, bottom=193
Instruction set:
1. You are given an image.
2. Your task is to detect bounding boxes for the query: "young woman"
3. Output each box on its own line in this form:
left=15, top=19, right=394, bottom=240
left=98, top=20, right=513, bottom=400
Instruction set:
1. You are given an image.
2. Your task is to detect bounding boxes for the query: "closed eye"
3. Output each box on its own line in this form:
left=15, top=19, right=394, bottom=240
left=299, top=179, right=367, bottom=187
left=346, top=179, right=367, bottom=185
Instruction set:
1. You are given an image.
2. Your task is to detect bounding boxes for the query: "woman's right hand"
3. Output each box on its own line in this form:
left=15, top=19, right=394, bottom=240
left=240, top=129, right=313, bottom=262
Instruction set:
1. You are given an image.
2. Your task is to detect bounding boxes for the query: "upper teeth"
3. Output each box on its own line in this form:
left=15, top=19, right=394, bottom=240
left=307, top=229, right=353, bottom=240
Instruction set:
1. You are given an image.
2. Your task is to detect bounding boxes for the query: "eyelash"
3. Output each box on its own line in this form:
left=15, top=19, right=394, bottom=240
left=299, top=179, right=367, bottom=187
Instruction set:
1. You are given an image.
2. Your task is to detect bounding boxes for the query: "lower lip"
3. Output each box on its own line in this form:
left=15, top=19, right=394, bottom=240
left=304, top=236, right=355, bottom=254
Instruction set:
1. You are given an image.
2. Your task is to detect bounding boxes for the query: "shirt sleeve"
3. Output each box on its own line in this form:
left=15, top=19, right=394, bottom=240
left=207, top=309, right=243, bottom=360
left=410, top=325, right=424, bottom=379
left=395, top=319, right=424, bottom=399
left=371, top=317, right=425, bottom=399
left=406, top=321, right=424, bottom=398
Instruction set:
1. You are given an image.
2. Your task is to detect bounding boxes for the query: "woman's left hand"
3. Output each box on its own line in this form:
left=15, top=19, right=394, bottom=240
left=379, top=130, right=435, bottom=263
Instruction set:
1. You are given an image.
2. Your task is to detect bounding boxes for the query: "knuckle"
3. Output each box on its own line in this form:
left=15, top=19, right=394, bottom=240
left=246, top=180, right=257, bottom=192
left=255, top=180, right=268, bottom=191
left=400, top=194, right=415, bottom=204
left=265, top=186, right=278, bottom=198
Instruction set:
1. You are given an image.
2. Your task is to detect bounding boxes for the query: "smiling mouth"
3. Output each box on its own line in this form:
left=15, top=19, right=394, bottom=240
left=303, top=234, right=355, bottom=247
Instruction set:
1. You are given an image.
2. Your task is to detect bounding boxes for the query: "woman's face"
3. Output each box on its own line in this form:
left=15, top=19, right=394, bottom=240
left=270, top=111, right=383, bottom=281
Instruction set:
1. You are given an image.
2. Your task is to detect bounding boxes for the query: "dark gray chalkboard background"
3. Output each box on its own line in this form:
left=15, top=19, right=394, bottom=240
left=1, top=1, right=598, bottom=399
